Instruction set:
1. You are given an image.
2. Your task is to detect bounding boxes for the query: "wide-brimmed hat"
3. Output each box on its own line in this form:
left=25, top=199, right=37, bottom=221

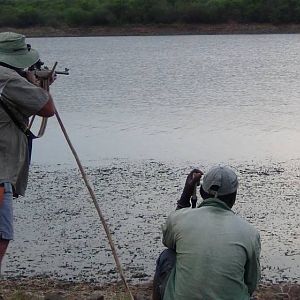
left=201, top=165, right=238, bottom=197
left=0, top=32, right=39, bottom=69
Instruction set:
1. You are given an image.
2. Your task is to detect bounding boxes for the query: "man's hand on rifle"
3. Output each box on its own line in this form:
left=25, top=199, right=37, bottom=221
left=25, top=69, right=56, bottom=86
left=28, top=61, right=68, bottom=87
left=48, top=71, right=57, bottom=86
left=25, top=70, right=40, bottom=86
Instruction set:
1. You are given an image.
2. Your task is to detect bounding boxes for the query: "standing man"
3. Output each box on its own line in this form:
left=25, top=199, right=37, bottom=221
left=153, top=166, right=261, bottom=300
left=0, top=32, right=55, bottom=267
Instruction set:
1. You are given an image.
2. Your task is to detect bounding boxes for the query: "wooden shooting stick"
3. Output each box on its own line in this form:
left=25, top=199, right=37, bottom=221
left=38, top=63, right=134, bottom=299
left=55, top=111, right=134, bottom=300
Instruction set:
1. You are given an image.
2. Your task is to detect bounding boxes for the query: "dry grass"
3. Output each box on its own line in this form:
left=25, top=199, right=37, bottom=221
left=0, top=278, right=299, bottom=300
left=254, top=283, right=300, bottom=300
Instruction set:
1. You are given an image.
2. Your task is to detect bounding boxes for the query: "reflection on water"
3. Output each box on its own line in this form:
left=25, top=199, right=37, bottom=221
left=3, top=35, right=300, bottom=283
left=29, top=34, right=300, bottom=164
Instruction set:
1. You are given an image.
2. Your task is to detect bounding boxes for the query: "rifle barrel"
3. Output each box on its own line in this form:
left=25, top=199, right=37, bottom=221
left=55, top=69, right=69, bottom=75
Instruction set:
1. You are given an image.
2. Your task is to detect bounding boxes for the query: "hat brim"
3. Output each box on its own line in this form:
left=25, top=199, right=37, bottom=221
left=0, top=48, right=39, bottom=69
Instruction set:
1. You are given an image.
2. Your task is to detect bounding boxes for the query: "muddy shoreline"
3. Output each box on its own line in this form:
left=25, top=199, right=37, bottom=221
left=1, top=23, right=300, bottom=37
left=1, top=160, right=299, bottom=285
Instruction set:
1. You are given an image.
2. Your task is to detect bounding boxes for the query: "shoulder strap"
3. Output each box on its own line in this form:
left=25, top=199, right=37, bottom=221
left=0, top=99, right=31, bottom=136
left=0, top=78, right=9, bottom=95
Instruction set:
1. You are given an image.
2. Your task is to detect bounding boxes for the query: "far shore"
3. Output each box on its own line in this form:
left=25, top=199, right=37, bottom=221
left=1, top=23, right=300, bottom=37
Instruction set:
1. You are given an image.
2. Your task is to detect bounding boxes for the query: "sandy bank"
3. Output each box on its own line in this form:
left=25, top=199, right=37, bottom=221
left=1, top=23, right=300, bottom=37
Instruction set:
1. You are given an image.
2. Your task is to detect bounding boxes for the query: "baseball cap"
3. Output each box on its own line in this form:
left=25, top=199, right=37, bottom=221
left=201, top=165, right=238, bottom=197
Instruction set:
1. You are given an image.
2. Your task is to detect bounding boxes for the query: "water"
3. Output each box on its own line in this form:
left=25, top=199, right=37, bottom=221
left=31, top=34, right=300, bottom=164
left=2, top=34, right=300, bottom=284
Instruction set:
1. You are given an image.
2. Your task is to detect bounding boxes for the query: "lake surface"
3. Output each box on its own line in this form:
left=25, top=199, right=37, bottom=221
left=31, top=34, right=300, bottom=164
left=2, top=34, right=300, bottom=284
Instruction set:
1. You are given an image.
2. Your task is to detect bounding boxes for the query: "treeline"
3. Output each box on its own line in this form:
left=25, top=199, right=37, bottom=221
left=1, top=0, right=300, bottom=27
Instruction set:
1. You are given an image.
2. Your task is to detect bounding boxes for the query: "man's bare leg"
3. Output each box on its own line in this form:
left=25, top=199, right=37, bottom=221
left=0, top=239, right=9, bottom=275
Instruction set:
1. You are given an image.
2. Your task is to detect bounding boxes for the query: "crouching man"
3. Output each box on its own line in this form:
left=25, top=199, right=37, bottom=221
left=153, top=166, right=261, bottom=300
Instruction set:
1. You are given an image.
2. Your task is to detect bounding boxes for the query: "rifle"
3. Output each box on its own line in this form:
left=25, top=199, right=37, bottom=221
left=28, top=61, right=69, bottom=137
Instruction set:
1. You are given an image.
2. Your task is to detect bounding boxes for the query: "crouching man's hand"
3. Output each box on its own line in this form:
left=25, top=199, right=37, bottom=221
left=176, top=169, right=203, bottom=209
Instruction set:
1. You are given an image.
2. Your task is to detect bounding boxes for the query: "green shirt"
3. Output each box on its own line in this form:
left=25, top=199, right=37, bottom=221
left=0, top=66, right=48, bottom=195
left=162, top=198, right=261, bottom=300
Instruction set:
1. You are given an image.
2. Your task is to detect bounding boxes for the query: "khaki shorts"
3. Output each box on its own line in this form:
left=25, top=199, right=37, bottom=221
left=0, top=182, right=13, bottom=240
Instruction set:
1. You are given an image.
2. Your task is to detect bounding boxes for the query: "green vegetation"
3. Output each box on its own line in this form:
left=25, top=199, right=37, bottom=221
left=0, top=0, right=300, bottom=27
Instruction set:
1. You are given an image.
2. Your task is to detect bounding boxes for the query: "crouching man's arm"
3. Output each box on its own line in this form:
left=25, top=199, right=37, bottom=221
left=176, top=169, right=203, bottom=210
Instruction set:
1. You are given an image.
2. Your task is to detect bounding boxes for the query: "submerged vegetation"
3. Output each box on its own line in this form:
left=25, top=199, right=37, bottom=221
left=0, top=0, right=300, bottom=28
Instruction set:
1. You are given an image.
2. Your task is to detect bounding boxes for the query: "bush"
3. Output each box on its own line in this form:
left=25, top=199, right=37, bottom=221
left=64, top=7, right=91, bottom=26
left=0, top=7, right=19, bottom=26
left=15, top=7, right=45, bottom=27
left=0, top=0, right=299, bottom=27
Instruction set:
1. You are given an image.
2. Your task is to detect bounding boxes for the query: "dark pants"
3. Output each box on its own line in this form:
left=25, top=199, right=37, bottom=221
left=153, top=249, right=257, bottom=300
left=152, top=249, right=176, bottom=300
